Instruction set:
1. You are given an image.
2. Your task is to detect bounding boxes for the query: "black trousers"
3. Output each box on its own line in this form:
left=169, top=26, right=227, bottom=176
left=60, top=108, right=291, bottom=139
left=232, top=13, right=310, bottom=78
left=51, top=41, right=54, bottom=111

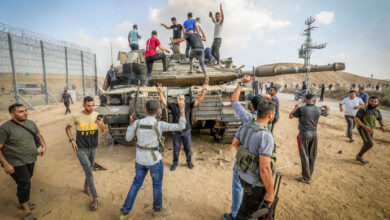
left=357, top=127, right=374, bottom=157
left=145, top=54, right=167, bottom=78
left=64, top=102, right=71, bottom=114
left=297, top=134, right=318, bottom=181
left=234, top=178, right=266, bottom=220
left=10, top=163, right=35, bottom=204
left=172, top=129, right=192, bottom=165
left=270, top=118, right=278, bottom=134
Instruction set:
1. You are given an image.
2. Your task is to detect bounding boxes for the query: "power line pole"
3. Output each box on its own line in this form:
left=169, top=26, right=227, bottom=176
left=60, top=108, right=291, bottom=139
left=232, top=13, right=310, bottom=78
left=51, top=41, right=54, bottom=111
left=299, top=16, right=327, bottom=88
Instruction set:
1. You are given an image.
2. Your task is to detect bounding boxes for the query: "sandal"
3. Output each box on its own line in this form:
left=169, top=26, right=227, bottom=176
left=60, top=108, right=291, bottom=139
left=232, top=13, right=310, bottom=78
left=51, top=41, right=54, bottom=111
left=356, top=156, right=369, bottom=164
left=296, top=177, right=311, bottom=184
left=24, top=212, right=37, bottom=220
left=19, top=202, right=35, bottom=210
left=90, top=200, right=98, bottom=211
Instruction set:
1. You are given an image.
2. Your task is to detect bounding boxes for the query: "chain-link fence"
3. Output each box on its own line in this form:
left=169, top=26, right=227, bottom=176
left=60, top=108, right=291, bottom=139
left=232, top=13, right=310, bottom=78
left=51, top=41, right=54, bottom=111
left=0, top=23, right=98, bottom=111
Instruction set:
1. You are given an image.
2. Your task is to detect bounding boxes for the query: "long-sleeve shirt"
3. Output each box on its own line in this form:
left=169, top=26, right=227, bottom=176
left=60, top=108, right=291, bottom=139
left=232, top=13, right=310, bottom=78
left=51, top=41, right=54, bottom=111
left=126, top=116, right=186, bottom=166
left=232, top=101, right=256, bottom=137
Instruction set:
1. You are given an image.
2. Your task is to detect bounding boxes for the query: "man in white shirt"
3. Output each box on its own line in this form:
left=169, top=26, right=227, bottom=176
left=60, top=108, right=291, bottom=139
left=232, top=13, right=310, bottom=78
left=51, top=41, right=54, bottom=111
left=339, top=90, right=365, bottom=142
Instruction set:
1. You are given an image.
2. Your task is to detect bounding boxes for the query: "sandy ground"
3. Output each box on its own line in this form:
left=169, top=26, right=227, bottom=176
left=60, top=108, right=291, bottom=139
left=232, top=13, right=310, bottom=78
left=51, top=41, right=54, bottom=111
left=0, top=95, right=389, bottom=220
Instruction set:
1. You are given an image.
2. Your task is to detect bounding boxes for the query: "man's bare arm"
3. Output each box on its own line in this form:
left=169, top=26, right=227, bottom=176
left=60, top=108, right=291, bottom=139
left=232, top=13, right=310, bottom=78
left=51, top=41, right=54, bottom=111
left=354, top=117, right=371, bottom=133
left=260, top=155, right=274, bottom=205
left=66, top=124, right=78, bottom=153
left=36, top=133, right=47, bottom=156
left=158, top=45, right=170, bottom=53
left=260, top=94, right=272, bottom=101
left=232, top=137, right=240, bottom=150
left=161, top=23, right=171, bottom=29
left=157, top=83, right=168, bottom=107
left=194, top=22, right=199, bottom=35
left=172, top=37, right=186, bottom=44
left=220, top=3, right=224, bottom=24
left=128, top=36, right=130, bottom=45
left=0, top=144, right=14, bottom=174
left=289, top=104, right=300, bottom=119
left=194, top=85, right=207, bottom=107
left=209, top=12, right=216, bottom=23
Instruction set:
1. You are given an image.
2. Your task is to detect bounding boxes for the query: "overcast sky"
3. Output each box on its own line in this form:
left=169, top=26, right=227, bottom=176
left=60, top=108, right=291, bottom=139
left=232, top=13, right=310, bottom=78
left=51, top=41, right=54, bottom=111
left=1, top=0, right=389, bottom=79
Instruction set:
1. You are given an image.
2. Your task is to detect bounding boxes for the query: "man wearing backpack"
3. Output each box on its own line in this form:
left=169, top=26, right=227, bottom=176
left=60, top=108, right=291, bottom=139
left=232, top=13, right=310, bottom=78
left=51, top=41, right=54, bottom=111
left=232, top=101, right=276, bottom=219
left=223, top=75, right=265, bottom=220
left=120, top=99, right=186, bottom=219
left=0, top=103, right=47, bottom=220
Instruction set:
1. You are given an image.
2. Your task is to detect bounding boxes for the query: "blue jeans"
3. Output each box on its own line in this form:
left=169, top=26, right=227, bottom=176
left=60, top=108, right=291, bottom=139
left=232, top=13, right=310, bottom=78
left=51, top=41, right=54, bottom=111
left=231, top=159, right=242, bottom=217
left=120, top=160, right=164, bottom=214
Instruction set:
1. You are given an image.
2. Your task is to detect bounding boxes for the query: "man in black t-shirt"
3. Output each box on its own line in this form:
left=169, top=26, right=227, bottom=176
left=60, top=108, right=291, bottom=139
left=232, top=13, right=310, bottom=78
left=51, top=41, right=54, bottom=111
left=157, top=83, right=207, bottom=171
left=161, top=17, right=183, bottom=53
left=61, top=89, right=73, bottom=115
left=173, top=28, right=207, bottom=78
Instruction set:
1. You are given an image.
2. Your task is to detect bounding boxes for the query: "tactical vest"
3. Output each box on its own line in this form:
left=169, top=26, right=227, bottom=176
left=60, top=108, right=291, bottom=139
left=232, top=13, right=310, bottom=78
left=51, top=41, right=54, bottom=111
left=250, top=113, right=276, bottom=171
left=235, top=121, right=275, bottom=185
left=135, top=120, right=165, bottom=161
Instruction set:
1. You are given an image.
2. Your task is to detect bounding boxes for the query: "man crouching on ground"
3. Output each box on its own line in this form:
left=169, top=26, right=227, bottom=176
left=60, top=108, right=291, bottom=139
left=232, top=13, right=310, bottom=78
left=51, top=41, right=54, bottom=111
left=120, top=98, right=186, bottom=219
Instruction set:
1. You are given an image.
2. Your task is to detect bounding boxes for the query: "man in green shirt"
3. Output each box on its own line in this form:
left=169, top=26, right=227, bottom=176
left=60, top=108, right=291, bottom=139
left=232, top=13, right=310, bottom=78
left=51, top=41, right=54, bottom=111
left=354, top=96, right=386, bottom=164
left=128, top=24, right=142, bottom=51
left=0, top=103, right=47, bottom=220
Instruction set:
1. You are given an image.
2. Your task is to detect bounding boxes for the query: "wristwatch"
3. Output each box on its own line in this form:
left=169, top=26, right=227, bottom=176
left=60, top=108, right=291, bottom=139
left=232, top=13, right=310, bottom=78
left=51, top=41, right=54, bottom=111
left=69, top=138, right=74, bottom=143
left=238, top=82, right=245, bottom=87
left=180, top=109, right=185, bottom=113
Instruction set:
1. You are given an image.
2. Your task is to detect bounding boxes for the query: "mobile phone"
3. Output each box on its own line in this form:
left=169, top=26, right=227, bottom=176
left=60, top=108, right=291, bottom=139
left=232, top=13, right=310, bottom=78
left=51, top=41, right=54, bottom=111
left=97, top=114, right=103, bottom=120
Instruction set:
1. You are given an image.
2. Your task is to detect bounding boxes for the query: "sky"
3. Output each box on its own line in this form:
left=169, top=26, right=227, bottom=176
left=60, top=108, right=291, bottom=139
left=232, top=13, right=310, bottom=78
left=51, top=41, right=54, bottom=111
left=1, top=0, right=389, bottom=79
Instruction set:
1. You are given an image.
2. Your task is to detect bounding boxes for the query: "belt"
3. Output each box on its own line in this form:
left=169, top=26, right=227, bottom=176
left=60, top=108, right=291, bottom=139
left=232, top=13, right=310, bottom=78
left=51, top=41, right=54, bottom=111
left=137, top=145, right=159, bottom=161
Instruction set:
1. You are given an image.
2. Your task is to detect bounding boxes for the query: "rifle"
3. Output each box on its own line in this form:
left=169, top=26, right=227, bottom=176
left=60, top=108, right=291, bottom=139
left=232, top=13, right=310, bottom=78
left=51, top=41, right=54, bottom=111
left=251, top=172, right=283, bottom=219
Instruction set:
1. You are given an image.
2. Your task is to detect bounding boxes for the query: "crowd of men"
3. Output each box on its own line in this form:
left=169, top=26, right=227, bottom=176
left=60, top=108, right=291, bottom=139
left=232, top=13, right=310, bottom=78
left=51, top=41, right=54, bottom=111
left=127, top=3, right=225, bottom=86
left=1, top=79, right=387, bottom=220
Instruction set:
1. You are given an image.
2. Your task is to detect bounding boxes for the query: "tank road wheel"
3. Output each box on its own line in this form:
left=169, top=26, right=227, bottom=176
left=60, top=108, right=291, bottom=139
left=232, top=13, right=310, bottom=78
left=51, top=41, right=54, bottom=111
left=213, top=122, right=241, bottom=144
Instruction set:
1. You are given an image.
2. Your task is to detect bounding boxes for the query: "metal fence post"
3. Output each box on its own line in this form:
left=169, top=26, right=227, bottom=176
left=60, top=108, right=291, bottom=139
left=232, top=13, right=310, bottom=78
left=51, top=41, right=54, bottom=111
left=81, top=51, right=85, bottom=97
left=40, top=40, right=49, bottom=104
left=94, top=53, right=98, bottom=95
left=7, top=33, right=19, bottom=103
left=65, top=47, right=69, bottom=90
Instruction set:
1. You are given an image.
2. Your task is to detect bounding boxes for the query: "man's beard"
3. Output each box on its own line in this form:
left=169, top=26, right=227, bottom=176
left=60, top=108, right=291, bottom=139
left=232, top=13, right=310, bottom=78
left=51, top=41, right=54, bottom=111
left=15, top=116, right=27, bottom=121
left=368, top=104, right=377, bottom=109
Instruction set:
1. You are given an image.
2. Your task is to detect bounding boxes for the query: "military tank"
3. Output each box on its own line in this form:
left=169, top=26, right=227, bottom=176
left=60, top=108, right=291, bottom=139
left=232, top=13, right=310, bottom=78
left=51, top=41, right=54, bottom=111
left=97, top=49, right=345, bottom=145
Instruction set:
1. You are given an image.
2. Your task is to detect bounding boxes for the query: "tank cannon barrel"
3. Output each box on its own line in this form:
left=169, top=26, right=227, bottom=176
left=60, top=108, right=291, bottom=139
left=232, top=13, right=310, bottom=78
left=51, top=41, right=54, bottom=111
left=240, top=62, right=345, bottom=77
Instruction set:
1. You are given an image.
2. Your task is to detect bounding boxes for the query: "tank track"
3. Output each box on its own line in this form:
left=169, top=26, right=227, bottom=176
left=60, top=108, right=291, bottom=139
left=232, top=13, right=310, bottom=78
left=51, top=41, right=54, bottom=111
left=215, top=121, right=242, bottom=144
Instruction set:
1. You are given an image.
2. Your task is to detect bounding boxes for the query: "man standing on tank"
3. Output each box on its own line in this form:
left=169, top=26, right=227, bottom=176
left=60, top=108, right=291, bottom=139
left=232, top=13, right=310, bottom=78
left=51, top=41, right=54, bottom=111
left=182, top=12, right=199, bottom=59
left=161, top=17, right=183, bottom=52
left=128, top=25, right=141, bottom=51
left=209, top=3, right=224, bottom=68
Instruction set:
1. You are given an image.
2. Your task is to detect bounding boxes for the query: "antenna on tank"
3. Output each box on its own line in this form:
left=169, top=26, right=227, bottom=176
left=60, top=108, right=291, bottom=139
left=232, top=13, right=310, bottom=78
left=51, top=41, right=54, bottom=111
left=298, top=16, right=327, bottom=87
left=110, top=42, right=113, bottom=68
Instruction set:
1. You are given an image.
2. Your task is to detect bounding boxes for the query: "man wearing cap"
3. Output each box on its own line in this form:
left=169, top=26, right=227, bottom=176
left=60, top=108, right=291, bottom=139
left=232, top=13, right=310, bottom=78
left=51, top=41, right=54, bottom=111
left=222, top=75, right=266, bottom=220
left=289, top=94, right=329, bottom=184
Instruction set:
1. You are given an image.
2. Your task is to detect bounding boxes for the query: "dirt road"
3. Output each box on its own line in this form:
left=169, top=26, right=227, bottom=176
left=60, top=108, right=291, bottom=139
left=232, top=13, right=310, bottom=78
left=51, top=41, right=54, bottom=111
left=0, top=98, right=389, bottom=220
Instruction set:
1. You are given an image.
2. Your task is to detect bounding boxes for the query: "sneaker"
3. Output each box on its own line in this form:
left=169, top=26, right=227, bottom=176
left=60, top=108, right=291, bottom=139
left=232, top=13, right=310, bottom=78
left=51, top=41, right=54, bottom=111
left=222, top=213, right=233, bottom=220
left=187, top=162, right=194, bottom=169
left=296, top=177, right=310, bottom=184
left=170, top=164, right=177, bottom=171
left=153, top=207, right=171, bottom=217
left=162, top=71, right=169, bottom=74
